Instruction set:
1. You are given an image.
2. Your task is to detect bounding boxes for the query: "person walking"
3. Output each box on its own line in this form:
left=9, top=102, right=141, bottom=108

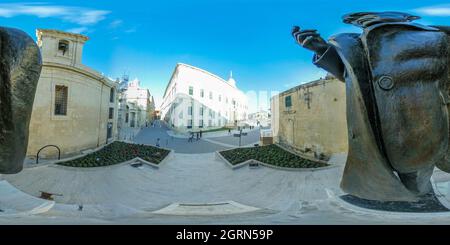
left=199, top=130, right=203, bottom=138
left=228, top=128, right=231, bottom=135
left=196, top=132, right=200, bottom=141
left=188, top=132, right=193, bottom=142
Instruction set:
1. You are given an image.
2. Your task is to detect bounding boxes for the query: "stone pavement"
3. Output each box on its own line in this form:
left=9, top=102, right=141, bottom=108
left=3, top=121, right=450, bottom=224
left=3, top=152, right=450, bottom=224
left=0, top=180, right=54, bottom=216
left=133, top=121, right=259, bottom=153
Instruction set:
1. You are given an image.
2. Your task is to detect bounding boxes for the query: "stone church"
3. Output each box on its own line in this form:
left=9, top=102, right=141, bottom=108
left=26, top=29, right=118, bottom=159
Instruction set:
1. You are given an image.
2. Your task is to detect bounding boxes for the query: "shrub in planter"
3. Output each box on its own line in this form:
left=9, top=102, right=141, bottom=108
left=219, top=144, right=327, bottom=169
left=56, top=142, right=170, bottom=168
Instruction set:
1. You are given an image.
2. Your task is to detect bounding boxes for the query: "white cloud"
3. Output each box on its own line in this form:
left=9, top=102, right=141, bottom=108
left=0, top=3, right=110, bottom=25
left=109, top=19, right=123, bottom=28
left=66, top=26, right=89, bottom=34
left=414, top=4, right=450, bottom=16
left=124, top=27, right=137, bottom=33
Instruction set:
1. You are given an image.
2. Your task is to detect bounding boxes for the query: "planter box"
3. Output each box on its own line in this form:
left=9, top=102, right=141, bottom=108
left=216, top=148, right=337, bottom=172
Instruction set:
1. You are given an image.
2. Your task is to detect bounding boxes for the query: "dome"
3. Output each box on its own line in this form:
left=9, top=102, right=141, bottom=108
left=228, top=71, right=236, bottom=87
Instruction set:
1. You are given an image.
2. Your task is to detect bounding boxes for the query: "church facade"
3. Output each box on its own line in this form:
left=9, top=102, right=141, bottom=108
left=26, top=29, right=118, bottom=159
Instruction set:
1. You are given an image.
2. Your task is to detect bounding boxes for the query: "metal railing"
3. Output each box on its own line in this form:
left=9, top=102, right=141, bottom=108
left=36, top=145, right=61, bottom=164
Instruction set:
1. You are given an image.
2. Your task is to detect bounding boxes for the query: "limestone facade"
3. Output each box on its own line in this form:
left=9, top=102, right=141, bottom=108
left=271, top=77, right=348, bottom=158
left=27, top=29, right=118, bottom=159
left=161, top=63, right=248, bottom=132
left=124, top=78, right=155, bottom=125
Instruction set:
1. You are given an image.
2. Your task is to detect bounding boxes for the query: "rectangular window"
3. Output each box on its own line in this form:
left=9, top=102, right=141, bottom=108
left=200, top=106, right=204, bottom=116
left=285, top=95, right=292, bottom=108
left=188, top=106, right=192, bottom=116
left=54, top=85, right=68, bottom=115
left=209, top=91, right=213, bottom=100
left=109, top=108, right=114, bottom=119
left=200, top=89, right=204, bottom=98
left=125, top=113, right=129, bottom=123
left=189, top=86, right=193, bottom=96
left=208, top=119, right=212, bottom=127
left=109, top=88, right=115, bottom=103
left=199, top=119, right=203, bottom=128
left=187, top=119, right=193, bottom=129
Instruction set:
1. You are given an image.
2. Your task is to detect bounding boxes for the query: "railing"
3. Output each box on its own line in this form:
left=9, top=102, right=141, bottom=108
left=36, top=145, right=61, bottom=164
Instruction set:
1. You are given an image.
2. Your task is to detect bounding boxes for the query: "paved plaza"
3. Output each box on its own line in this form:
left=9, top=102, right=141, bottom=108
left=133, top=121, right=260, bottom=153
left=2, top=123, right=450, bottom=224
left=1, top=150, right=450, bottom=224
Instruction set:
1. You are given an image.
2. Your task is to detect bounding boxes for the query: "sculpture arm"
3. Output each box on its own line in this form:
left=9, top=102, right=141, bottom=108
left=313, top=45, right=345, bottom=82
left=431, top=25, right=450, bottom=34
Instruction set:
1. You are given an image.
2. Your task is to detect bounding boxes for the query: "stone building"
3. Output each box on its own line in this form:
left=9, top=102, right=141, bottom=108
left=27, top=29, right=118, bottom=159
left=160, top=63, right=248, bottom=132
left=116, top=76, right=155, bottom=140
left=248, top=110, right=271, bottom=127
left=124, top=78, right=155, bottom=125
left=271, top=76, right=347, bottom=158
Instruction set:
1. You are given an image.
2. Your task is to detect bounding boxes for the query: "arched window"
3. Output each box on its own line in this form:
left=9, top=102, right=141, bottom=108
left=58, top=40, right=69, bottom=56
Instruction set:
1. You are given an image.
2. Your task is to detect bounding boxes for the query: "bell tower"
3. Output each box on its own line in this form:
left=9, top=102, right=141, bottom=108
left=36, top=29, right=89, bottom=66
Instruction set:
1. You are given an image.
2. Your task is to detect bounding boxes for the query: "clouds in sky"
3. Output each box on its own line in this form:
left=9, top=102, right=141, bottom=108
left=0, top=3, right=110, bottom=25
left=0, top=2, right=110, bottom=33
left=109, top=19, right=123, bottom=29
left=66, top=26, right=89, bottom=34
left=414, top=4, right=450, bottom=16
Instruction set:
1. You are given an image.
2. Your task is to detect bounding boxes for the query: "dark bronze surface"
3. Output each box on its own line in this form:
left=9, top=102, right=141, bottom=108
left=0, top=27, right=42, bottom=174
left=292, top=12, right=450, bottom=201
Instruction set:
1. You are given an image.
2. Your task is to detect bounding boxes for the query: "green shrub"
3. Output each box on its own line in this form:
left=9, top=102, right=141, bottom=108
left=56, top=142, right=170, bottom=168
left=219, top=144, right=327, bottom=168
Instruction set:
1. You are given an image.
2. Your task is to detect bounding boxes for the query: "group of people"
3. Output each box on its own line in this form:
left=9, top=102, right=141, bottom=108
left=188, top=130, right=203, bottom=142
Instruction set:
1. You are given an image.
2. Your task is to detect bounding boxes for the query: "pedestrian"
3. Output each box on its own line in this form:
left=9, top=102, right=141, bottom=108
left=199, top=130, right=203, bottom=138
left=228, top=128, right=231, bottom=135
left=156, top=138, right=160, bottom=147
left=188, top=132, right=193, bottom=142
left=196, top=132, right=199, bottom=141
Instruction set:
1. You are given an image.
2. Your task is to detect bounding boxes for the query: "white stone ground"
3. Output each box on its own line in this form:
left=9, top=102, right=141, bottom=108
left=0, top=180, right=54, bottom=216
left=2, top=152, right=450, bottom=224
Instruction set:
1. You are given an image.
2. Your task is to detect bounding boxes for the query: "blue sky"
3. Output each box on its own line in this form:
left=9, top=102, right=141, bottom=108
left=1, top=0, right=450, bottom=111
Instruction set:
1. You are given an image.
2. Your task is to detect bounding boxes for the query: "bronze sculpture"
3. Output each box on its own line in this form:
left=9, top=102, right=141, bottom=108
left=0, top=27, right=42, bottom=174
left=292, top=12, right=450, bottom=201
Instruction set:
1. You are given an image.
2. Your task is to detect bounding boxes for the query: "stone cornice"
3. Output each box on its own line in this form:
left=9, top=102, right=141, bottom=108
left=42, top=61, right=116, bottom=88
left=36, top=29, right=89, bottom=44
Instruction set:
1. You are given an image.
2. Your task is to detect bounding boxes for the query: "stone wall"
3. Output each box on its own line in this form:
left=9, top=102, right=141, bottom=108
left=26, top=64, right=118, bottom=158
left=271, top=77, right=347, bottom=158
